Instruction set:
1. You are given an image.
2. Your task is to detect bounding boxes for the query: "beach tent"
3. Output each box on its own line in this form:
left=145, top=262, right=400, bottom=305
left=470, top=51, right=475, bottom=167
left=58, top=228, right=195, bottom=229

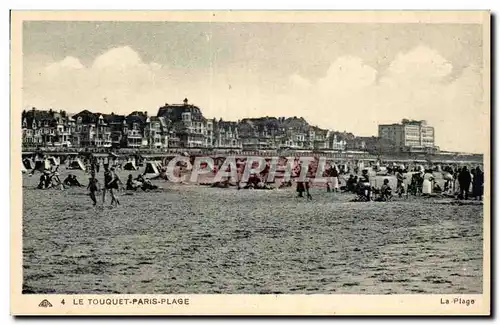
left=123, top=160, right=138, bottom=171
left=23, top=158, right=35, bottom=170
left=144, top=161, right=162, bottom=179
left=375, top=166, right=388, bottom=175
left=47, top=156, right=60, bottom=166
left=34, top=159, right=51, bottom=172
left=68, top=158, right=86, bottom=171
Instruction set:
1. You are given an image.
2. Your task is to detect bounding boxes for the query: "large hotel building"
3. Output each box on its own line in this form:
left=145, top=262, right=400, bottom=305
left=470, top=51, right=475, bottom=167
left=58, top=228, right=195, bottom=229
left=378, top=119, right=437, bottom=153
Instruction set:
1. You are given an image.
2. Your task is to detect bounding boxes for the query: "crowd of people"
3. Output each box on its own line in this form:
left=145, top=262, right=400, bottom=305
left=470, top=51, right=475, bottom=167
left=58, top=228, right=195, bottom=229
left=317, top=164, right=485, bottom=202
left=26, top=153, right=485, bottom=206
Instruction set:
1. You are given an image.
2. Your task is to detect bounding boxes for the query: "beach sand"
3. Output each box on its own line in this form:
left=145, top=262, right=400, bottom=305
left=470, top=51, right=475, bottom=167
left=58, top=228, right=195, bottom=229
left=21, top=168, right=483, bottom=294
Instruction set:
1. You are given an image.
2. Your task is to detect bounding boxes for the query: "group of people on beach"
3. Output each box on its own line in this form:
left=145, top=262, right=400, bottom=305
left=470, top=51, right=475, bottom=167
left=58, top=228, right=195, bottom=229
left=29, top=153, right=485, bottom=206
left=323, top=164, right=484, bottom=202
left=86, top=165, right=122, bottom=206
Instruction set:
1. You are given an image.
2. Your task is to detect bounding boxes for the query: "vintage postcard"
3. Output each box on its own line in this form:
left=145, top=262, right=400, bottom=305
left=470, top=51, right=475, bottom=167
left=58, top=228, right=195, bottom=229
left=10, top=10, right=490, bottom=315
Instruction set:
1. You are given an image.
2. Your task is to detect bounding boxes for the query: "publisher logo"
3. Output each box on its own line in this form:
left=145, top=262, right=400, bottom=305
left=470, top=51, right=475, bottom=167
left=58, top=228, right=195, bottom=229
left=38, top=299, right=53, bottom=308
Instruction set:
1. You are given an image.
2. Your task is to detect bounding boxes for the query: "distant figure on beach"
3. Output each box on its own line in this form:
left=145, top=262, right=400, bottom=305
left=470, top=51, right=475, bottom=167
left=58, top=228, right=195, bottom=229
left=37, top=171, right=50, bottom=189
left=305, top=179, right=312, bottom=200
left=103, top=166, right=122, bottom=206
left=344, top=175, right=356, bottom=193
left=326, top=165, right=333, bottom=192
left=396, top=169, right=405, bottom=197
left=356, top=170, right=371, bottom=201
left=422, top=171, right=434, bottom=195
left=38, top=166, right=63, bottom=190
left=331, top=166, right=339, bottom=192
left=296, top=180, right=305, bottom=197
left=472, top=166, right=484, bottom=200
left=378, top=179, right=392, bottom=201
left=63, top=174, right=83, bottom=187
left=126, top=174, right=139, bottom=191
left=458, top=166, right=472, bottom=200
left=87, top=170, right=100, bottom=206
left=296, top=179, right=312, bottom=199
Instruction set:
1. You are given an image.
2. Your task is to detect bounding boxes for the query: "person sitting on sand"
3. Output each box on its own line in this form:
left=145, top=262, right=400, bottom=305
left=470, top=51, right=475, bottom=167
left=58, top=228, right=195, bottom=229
left=379, top=179, right=393, bottom=201
left=63, top=174, right=83, bottom=187
left=136, top=174, right=145, bottom=183
left=37, top=172, right=48, bottom=189
left=356, top=170, right=372, bottom=201
left=46, top=165, right=62, bottom=188
left=344, top=175, right=356, bottom=193
left=126, top=174, right=140, bottom=191
left=141, top=178, right=159, bottom=191
left=409, top=173, right=423, bottom=196
left=63, top=174, right=73, bottom=187
left=352, top=176, right=359, bottom=193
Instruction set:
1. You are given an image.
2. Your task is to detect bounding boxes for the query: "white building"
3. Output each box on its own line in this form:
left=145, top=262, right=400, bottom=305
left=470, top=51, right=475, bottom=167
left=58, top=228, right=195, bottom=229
left=378, top=119, right=436, bottom=153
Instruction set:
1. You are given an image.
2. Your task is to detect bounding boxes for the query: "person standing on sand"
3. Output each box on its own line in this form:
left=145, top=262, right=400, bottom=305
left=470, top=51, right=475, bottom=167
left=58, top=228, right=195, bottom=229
left=458, top=166, right=472, bottom=200
left=396, top=168, right=405, bottom=197
left=472, top=166, right=484, bottom=200
left=102, top=165, right=112, bottom=204
left=106, top=167, right=122, bottom=206
left=331, top=166, right=339, bottom=192
left=305, top=178, right=313, bottom=200
left=296, top=180, right=305, bottom=197
left=325, top=165, right=333, bottom=192
left=87, top=170, right=100, bottom=206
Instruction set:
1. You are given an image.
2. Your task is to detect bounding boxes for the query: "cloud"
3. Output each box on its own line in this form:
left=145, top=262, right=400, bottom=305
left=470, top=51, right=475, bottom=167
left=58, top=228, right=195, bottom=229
left=385, top=45, right=453, bottom=82
left=317, top=56, right=377, bottom=92
left=289, top=73, right=312, bottom=89
left=24, top=46, right=170, bottom=112
left=275, top=46, right=484, bottom=153
left=22, top=45, right=485, bottom=153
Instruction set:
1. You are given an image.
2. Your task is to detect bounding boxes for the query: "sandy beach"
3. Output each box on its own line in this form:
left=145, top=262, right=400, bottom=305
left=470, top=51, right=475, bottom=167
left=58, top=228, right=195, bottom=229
left=21, top=169, right=483, bottom=294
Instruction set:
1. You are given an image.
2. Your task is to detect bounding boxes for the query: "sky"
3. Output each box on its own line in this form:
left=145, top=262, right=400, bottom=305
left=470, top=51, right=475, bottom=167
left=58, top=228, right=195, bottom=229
left=22, top=21, right=487, bottom=153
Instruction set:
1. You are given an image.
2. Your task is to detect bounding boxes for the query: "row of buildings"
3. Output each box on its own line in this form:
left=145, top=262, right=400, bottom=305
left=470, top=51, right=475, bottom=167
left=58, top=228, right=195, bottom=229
left=21, top=98, right=437, bottom=154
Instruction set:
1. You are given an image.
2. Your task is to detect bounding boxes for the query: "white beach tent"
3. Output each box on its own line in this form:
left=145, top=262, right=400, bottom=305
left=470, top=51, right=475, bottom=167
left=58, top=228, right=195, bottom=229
left=68, top=158, right=86, bottom=171
left=123, top=160, right=138, bottom=171
left=144, top=161, right=162, bottom=179
left=47, top=156, right=60, bottom=166
left=34, top=159, right=51, bottom=172
left=23, top=158, right=35, bottom=170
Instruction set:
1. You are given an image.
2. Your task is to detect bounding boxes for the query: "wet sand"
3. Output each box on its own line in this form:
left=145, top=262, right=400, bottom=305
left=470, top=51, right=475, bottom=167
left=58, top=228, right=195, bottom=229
left=22, top=169, right=483, bottom=294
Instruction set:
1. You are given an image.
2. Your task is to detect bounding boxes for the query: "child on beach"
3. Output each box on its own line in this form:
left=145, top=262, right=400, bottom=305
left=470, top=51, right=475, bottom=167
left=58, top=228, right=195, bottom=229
left=87, top=170, right=100, bottom=206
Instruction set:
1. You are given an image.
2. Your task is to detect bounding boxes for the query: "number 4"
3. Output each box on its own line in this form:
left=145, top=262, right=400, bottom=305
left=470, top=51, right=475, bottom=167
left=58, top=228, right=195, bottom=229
left=61, top=299, right=65, bottom=305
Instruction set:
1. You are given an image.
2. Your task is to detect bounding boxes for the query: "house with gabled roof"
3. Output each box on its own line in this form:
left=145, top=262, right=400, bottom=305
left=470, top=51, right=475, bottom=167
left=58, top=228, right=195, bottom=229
left=157, top=98, right=208, bottom=148
left=22, top=108, right=70, bottom=147
left=213, top=119, right=242, bottom=149
left=73, top=109, right=111, bottom=148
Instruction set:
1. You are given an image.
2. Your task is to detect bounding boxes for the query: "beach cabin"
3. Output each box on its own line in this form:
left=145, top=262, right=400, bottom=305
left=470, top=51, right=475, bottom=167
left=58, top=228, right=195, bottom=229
left=68, top=158, right=86, bottom=171
left=123, top=159, right=138, bottom=171
left=144, top=161, right=162, bottom=179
